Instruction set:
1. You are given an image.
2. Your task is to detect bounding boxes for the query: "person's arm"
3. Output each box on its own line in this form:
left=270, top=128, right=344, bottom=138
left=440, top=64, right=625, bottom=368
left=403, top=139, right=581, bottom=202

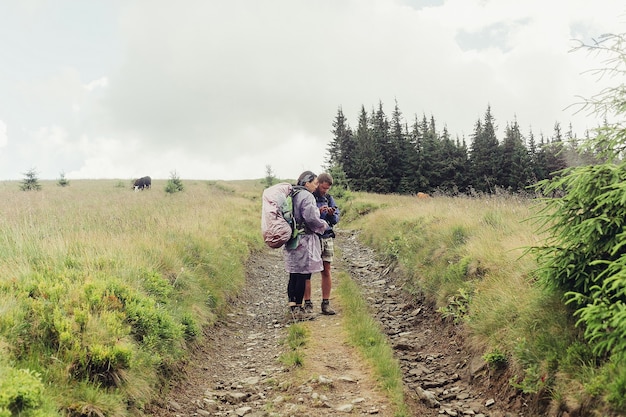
left=327, top=195, right=339, bottom=225
left=301, top=194, right=330, bottom=234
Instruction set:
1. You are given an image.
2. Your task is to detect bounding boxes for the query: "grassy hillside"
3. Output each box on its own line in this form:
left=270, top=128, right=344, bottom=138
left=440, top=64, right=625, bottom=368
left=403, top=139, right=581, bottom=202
left=0, top=179, right=265, bottom=416
left=339, top=191, right=622, bottom=415
left=0, top=179, right=621, bottom=416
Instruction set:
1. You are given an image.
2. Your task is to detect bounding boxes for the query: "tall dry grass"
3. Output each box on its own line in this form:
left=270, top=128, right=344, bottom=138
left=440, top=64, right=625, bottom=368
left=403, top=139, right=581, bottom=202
left=339, top=191, right=586, bottom=406
left=0, top=179, right=265, bottom=416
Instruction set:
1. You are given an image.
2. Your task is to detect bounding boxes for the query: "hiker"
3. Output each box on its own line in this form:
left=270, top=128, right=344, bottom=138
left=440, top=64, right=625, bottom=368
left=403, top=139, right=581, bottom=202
left=284, top=171, right=330, bottom=321
left=303, top=172, right=340, bottom=315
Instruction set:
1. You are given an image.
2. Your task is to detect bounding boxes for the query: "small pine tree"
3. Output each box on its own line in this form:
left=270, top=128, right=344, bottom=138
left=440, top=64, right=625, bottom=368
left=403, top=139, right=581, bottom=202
left=165, top=171, right=184, bottom=194
left=264, top=165, right=276, bottom=187
left=20, top=168, right=41, bottom=191
left=57, top=171, right=70, bottom=187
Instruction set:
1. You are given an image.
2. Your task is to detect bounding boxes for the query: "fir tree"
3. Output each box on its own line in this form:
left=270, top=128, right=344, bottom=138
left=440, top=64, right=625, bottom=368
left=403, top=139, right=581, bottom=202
left=469, top=106, right=500, bottom=193
left=388, top=100, right=410, bottom=193
left=57, top=171, right=70, bottom=187
left=20, top=168, right=41, bottom=191
left=366, top=101, right=392, bottom=193
left=165, top=171, right=184, bottom=193
left=499, top=120, right=533, bottom=191
left=327, top=107, right=355, bottom=189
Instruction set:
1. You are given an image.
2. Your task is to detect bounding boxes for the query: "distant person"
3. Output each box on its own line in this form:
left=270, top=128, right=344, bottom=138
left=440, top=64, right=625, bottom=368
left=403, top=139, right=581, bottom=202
left=283, top=171, right=330, bottom=321
left=304, top=172, right=340, bottom=315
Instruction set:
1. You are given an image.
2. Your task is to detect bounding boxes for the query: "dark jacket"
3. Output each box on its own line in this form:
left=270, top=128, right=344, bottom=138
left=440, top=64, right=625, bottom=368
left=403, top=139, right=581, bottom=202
left=313, top=190, right=340, bottom=239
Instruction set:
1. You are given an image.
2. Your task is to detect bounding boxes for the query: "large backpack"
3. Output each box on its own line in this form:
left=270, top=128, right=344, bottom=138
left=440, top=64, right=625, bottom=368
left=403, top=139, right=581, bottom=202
left=261, top=183, right=304, bottom=249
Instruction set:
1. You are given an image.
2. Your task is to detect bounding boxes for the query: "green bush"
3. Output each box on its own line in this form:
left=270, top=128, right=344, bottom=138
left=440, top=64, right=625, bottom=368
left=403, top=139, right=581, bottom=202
left=0, top=368, right=45, bottom=415
left=165, top=171, right=184, bottom=193
left=530, top=33, right=626, bottom=412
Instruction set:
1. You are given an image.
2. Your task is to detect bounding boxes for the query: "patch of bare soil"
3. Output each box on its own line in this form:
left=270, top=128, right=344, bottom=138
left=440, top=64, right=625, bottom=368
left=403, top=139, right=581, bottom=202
left=146, top=229, right=530, bottom=417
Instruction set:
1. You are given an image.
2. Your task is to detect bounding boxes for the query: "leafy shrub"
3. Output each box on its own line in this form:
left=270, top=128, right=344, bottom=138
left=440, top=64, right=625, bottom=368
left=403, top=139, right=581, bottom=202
left=530, top=34, right=626, bottom=411
left=438, top=287, right=472, bottom=324
left=180, top=312, right=200, bottom=339
left=140, top=269, right=173, bottom=302
left=0, top=368, right=45, bottom=414
left=483, top=349, right=508, bottom=369
left=165, top=171, right=184, bottom=194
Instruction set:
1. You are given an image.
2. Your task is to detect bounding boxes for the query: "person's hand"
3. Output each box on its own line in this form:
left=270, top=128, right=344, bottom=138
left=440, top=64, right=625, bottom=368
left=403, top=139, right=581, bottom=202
left=327, top=207, right=336, bottom=215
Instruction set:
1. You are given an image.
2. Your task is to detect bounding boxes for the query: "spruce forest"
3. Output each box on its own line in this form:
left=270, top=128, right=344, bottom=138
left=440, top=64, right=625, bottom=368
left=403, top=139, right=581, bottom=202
left=326, top=102, right=600, bottom=194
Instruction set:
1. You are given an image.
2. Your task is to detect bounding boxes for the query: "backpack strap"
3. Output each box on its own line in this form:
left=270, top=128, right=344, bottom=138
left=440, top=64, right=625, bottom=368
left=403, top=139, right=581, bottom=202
left=290, top=186, right=310, bottom=233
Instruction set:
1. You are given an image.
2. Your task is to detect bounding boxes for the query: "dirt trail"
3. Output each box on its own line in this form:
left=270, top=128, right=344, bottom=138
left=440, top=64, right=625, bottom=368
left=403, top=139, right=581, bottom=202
left=146, top=229, right=524, bottom=417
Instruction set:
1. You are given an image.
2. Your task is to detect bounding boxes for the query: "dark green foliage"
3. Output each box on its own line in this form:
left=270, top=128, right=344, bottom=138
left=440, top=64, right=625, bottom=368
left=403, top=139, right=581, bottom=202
left=19, top=168, right=41, bottom=191
left=325, top=99, right=589, bottom=195
left=534, top=163, right=626, bottom=363
left=469, top=106, right=500, bottom=193
left=0, top=369, right=45, bottom=415
left=531, top=32, right=626, bottom=412
left=57, top=171, right=70, bottom=187
left=165, top=170, right=184, bottom=193
left=499, top=121, right=534, bottom=191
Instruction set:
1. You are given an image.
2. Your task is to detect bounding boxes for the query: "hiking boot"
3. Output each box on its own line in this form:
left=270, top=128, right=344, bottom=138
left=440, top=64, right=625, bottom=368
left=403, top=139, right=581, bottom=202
left=290, top=306, right=315, bottom=322
left=304, top=301, right=314, bottom=314
left=290, top=306, right=303, bottom=322
left=321, top=300, right=336, bottom=315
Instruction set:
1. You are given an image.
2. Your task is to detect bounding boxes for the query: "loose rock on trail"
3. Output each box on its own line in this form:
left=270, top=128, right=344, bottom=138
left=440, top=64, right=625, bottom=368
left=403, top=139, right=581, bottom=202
left=146, top=230, right=525, bottom=417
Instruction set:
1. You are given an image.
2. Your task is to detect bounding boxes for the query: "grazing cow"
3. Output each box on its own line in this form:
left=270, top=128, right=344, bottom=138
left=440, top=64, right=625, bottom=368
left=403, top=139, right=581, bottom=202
left=416, top=192, right=430, bottom=199
left=133, top=176, right=151, bottom=190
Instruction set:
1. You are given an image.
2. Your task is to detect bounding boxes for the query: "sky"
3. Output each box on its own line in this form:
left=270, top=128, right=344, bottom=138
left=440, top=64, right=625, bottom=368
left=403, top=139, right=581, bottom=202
left=0, top=1, right=625, bottom=181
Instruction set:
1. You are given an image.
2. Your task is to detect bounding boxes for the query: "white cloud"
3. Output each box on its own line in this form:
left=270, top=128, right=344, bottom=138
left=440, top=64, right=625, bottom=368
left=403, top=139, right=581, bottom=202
left=84, top=77, right=108, bottom=92
left=0, top=0, right=624, bottom=180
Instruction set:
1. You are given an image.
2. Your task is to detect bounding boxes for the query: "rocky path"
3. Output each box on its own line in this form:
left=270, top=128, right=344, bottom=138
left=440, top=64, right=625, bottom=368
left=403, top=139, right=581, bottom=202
left=146, top=230, right=525, bottom=417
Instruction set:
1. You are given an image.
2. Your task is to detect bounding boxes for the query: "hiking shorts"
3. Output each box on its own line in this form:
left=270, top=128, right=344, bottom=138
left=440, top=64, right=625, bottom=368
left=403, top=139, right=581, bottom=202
left=320, top=237, right=334, bottom=263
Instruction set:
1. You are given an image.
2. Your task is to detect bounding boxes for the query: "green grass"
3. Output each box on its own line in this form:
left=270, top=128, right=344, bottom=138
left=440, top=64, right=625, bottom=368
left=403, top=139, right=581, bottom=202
left=0, top=179, right=266, bottom=416
left=336, top=270, right=409, bottom=417
left=279, top=324, right=309, bottom=367
left=1, top=179, right=622, bottom=415
left=337, top=190, right=624, bottom=414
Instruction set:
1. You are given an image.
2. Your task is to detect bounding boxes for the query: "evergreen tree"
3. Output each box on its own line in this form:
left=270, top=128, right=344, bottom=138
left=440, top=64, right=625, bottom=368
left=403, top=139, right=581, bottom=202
left=57, top=171, right=70, bottom=187
left=455, top=136, right=471, bottom=193
left=541, top=123, right=568, bottom=179
left=351, top=106, right=372, bottom=191
left=416, top=114, right=438, bottom=192
left=165, top=171, right=184, bottom=193
left=388, top=100, right=411, bottom=193
left=469, top=106, right=500, bottom=193
left=438, top=127, right=468, bottom=194
left=263, top=165, right=276, bottom=187
left=20, top=168, right=41, bottom=191
left=365, top=101, right=392, bottom=193
left=527, top=129, right=541, bottom=183
left=499, top=120, right=533, bottom=191
left=327, top=107, right=356, bottom=188
left=406, top=115, right=428, bottom=192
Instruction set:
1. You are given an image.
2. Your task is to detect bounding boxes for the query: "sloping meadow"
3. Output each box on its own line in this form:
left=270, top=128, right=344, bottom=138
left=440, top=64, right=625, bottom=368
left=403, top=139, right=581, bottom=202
left=340, top=191, right=615, bottom=414
left=0, top=179, right=265, bottom=416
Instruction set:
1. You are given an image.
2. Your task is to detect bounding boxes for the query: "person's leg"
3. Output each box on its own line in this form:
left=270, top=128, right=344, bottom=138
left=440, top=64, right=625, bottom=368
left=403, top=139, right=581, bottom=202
left=321, top=261, right=332, bottom=299
left=321, top=269, right=335, bottom=315
left=303, top=278, right=313, bottom=312
left=288, top=273, right=312, bottom=320
left=287, top=273, right=298, bottom=306
left=288, top=273, right=309, bottom=303
left=320, top=238, right=336, bottom=315
left=293, top=273, right=310, bottom=305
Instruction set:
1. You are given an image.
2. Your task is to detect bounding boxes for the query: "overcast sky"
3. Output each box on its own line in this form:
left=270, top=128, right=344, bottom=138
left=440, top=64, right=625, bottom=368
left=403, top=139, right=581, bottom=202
left=0, top=1, right=624, bottom=181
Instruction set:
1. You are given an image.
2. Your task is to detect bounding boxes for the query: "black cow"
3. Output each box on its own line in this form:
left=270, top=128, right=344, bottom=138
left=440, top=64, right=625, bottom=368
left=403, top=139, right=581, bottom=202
left=133, top=176, right=151, bottom=190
